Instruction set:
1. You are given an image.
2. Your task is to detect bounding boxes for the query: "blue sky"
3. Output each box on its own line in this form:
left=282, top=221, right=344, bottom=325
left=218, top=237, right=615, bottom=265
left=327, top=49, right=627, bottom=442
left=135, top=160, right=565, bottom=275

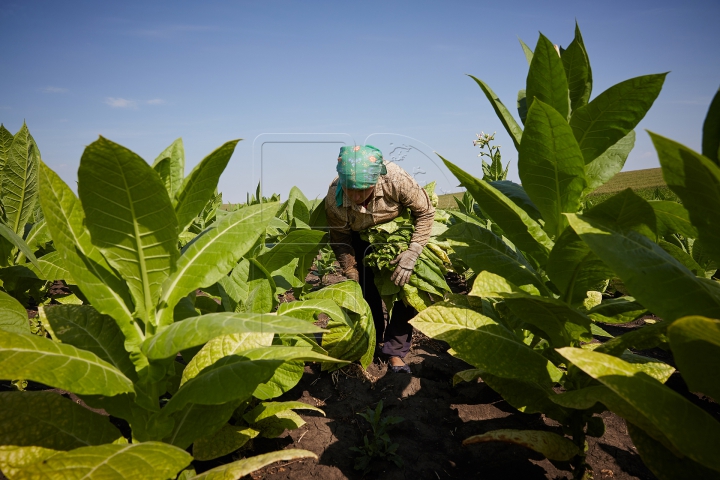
left=1, top=0, right=719, bottom=202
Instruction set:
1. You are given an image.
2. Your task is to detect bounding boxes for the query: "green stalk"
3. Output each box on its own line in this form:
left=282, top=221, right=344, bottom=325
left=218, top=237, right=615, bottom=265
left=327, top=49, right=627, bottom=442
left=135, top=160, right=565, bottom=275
left=570, top=411, right=591, bottom=479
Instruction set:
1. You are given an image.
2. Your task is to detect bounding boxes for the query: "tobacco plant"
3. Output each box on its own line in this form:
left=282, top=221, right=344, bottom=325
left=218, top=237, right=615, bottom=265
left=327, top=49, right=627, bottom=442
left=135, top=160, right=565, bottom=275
left=181, top=180, right=377, bottom=375
left=409, top=24, right=690, bottom=479
left=0, top=136, right=342, bottom=478
left=0, top=123, right=63, bottom=308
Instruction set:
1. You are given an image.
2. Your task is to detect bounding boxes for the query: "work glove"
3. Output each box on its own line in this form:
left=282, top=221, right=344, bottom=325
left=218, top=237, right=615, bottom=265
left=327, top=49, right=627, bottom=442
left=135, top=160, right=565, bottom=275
left=390, top=242, right=423, bottom=287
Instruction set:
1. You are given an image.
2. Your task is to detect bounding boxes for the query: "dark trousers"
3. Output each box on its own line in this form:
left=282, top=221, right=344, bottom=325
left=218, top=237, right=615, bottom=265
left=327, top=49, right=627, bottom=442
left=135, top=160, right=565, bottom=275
left=351, top=231, right=415, bottom=358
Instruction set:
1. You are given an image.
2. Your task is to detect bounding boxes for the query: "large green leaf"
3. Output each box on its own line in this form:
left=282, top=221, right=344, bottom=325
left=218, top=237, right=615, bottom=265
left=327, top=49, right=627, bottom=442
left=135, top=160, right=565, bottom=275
left=302, top=281, right=372, bottom=321
left=77, top=137, right=178, bottom=325
left=256, top=229, right=326, bottom=273
left=181, top=332, right=274, bottom=384
left=469, top=76, right=523, bottom=150
left=702, top=87, right=720, bottom=166
left=519, top=99, right=586, bottom=238
left=567, top=214, right=720, bottom=321
left=501, top=295, right=593, bottom=346
left=525, top=33, right=569, bottom=120
left=174, top=140, right=239, bottom=232
left=152, top=137, right=185, bottom=198
left=627, top=423, right=720, bottom=480
left=5, top=442, right=192, bottom=480
left=650, top=131, right=720, bottom=264
left=441, top=223, right=548, bottom=295
left=3, top=123, right=39, bottom=234
left=470, top=271, right=592, bottom=345
left=40, top=305, right=137, bottom=381
left=192, top=423, right=259, bottom=461
left=583, top=131, right=635, bottom=195
left=164, top=346, right=340, bottom=413
left=650, top=200, right=698, bottom=238
left=667, top=316, right=720, bottom=402
left=285, top=186, right=311, bottom=225
left=463, top=429, right=579, bottom=461
left=190, top=450, right=317, bottom=480
left=0, top=124, right=13, bottom=170
left=38, top=162, right=138, bottom=351
left=0, top=446, right=58, bottom=478
left=243, top=400, right=324, bottom=424
left=318, top=309, right=373, bottom=370
left=156, top=202, right=280, bottom=326
left=276, top=298, right=351, bottom=326
left=562, top=22, right=592, bottom=112
left=0, top=391, right=122, bottom=450
left=441, top=156, right=553, bottom=266
left=585, top=188, right=657, bottom=239
left=253, top=360, right=304, bottom=400
left=143, top=312, right=324, bottom=360
left=0, top=290, right=30, bottom=334
left=303, top=281, right=375, bottom=369
left=0, top=331, right=134, bottom=396
left=468, top=270, right=533, bottom=296
left=571, top=74, right=666, bottom=163
left=558, top=347, right=720, bottom=471
left=546, top=227, right=613, bottom=305
left=410, top=303, right=562, bottom=385
left=164, top=401, right=242, bottom=449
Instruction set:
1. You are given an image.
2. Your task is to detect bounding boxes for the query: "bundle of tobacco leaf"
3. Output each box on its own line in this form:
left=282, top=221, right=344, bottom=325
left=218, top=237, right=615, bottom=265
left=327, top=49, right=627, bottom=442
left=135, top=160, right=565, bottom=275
left=360, top=183, right=454, bottom=313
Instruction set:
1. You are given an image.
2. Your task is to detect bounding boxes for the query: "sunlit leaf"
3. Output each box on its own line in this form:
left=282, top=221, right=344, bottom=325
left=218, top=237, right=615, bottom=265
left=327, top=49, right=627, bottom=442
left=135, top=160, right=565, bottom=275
left=78, top=137, right=178, bottom=325
left=5, top=442, right=192, bottom=480
left=0, top=331, right=134, bottom=395
left=526, top=33, right=569, bottom=120
left=157, top=202, right=280, bottom=326
left=3, top=123, right=39, bottom=234
left=519, top=99, right=586, bottom=238
left=190, top=450, right=317, bottom=480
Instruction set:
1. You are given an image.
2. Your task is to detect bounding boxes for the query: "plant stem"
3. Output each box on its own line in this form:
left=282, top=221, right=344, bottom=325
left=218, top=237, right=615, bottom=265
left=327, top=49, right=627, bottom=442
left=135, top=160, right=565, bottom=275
left=570, top=412, right=591, bottom=479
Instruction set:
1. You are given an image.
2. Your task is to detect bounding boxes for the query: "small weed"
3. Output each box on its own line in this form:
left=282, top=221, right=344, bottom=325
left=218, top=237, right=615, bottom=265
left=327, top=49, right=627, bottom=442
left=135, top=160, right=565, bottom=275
left=313, top=245, right=338, bottom=277
left=350, top=400, right=404, bottom=473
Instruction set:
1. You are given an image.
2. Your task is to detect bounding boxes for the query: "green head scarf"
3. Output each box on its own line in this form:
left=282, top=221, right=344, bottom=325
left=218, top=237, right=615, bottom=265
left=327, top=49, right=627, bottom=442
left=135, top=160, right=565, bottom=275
left=335, top=144, right=387, bottom=206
